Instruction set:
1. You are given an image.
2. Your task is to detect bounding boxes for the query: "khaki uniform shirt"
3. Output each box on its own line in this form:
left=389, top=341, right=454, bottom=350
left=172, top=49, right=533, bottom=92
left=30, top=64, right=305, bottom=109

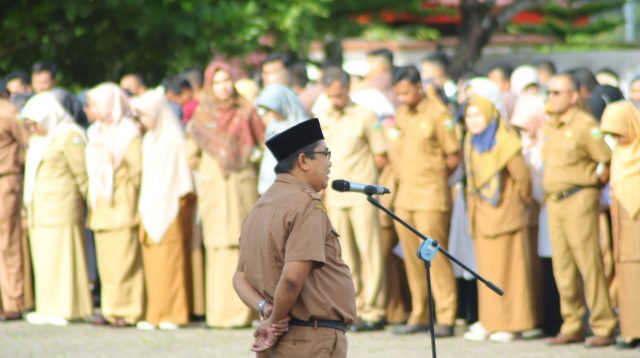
left=237, top=173, right=357, bottom=323
left=318, top=102, right=386, bottom=208
left=87, top=138, right=142, bottom=231
left=29, top=129, right=87, bottom=227
left=395, top=97, right=459, bottom=211
left=542, top=108, right=611, bottom=194
left=0, top=100, right=28, bottom=176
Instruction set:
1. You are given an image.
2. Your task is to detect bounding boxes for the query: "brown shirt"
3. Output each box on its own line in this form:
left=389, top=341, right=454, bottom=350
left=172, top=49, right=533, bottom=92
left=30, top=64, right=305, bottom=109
left=237, top=173, right=357, bottom=323
left=467, top=154, right=532, bottom=238
left=0, top=100, right=28, bottom=176
left=542, top=108, right=611, bottom=194
left=395, top=97, right=459, bottom=211
left=318, top=102, right=386, bottom=208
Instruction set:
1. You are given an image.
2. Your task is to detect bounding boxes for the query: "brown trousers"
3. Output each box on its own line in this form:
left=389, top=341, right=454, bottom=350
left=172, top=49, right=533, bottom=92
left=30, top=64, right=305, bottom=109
left=547, top=188, right=616, bottom=337
left=257, top=325, right=347, bottom=358
left=380, top=222, right=410, bottom=323
left=139, top=195, right=193, bottom=325
left=0, top=174, right=23, bottom=313
left=394, top=209, right=457, bottom=326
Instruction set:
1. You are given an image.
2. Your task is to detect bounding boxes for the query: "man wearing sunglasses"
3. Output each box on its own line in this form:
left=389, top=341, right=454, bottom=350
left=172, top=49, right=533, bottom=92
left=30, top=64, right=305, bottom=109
left=542, top=73, right=616, bottom=348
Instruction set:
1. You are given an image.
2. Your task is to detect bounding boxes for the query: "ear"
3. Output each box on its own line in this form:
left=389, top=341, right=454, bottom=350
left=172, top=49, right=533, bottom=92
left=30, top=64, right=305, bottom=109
left=297, top=153, right=310, bottom=172
left=569, top=91, right=580, bottom=106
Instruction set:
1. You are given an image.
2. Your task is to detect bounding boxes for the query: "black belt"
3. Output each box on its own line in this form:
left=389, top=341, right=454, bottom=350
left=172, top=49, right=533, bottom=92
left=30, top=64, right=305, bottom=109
left=549, top=185, right=593, bottom=202
left=289, top=318, right=347, bottom=332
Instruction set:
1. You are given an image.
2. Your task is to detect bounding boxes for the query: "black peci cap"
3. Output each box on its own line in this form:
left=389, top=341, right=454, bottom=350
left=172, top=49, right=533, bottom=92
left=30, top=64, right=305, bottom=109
left=266, top=118, right=324, bottom=162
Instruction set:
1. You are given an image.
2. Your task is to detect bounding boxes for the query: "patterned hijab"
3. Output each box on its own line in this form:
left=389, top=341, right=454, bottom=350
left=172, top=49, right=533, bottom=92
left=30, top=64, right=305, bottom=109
left=190, top=61, right=264, bottom=175
left=464, top=96, right=522, bottom=206
left=601, top=101, right=640, bottom=219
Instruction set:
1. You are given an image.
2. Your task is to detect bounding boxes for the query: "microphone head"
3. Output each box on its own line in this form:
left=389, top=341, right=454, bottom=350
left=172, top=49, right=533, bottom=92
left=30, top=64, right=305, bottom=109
left=331, top=179, right=350, bottom=192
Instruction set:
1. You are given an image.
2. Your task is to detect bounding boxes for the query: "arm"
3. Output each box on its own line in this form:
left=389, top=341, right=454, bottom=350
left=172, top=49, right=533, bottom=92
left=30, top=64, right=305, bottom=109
left=251, top=260, right=312, bottom=352
left=64, top=133, right=89, bottom=200
left=506, top=153, right=533, bottom=206
left=232, top=271, right=265, bottom=314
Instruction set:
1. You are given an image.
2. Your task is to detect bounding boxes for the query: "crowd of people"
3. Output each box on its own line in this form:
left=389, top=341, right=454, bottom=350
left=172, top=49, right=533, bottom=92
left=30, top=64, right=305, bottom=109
left=0, top=48, right=638, bottom=351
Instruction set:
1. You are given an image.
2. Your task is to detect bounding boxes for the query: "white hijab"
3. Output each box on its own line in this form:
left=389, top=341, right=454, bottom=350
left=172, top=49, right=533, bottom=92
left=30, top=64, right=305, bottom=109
left=22, top=92, right=86, bottom=207
left=465, top=77, right=508, bottom=119
left=131, top=90, right=193, bottom=243
left=86, top=83, right=140, bottom=208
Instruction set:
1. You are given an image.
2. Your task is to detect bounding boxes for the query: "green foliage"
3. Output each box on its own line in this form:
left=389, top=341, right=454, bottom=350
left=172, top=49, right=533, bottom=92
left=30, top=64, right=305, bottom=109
left=506, top=0, right=626, bottom=43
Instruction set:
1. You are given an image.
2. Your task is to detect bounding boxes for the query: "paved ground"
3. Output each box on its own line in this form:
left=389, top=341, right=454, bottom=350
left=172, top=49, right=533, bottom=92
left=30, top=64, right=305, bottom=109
left=1, top=321, right=638, bottom=358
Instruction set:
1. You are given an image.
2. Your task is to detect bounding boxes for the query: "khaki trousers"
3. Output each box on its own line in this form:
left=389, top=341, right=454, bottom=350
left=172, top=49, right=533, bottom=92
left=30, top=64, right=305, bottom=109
left=0, top=175, right=23, bottom=313
left=394, top=209, right=457, bottom=326
left=327, top=203, right=384, bottom=322
left=547, top=188, right=616, bottom=337
left=258, top=325, right=347, bottom=358
left=94, top=228, right=144, bottom=324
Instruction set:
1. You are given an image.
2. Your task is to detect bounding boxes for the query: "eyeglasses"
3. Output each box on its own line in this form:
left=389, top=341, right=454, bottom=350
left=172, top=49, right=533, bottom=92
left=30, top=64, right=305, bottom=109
left=307, top=150, right=331, bottom=160
left=547, top=89, right=573, bottom=96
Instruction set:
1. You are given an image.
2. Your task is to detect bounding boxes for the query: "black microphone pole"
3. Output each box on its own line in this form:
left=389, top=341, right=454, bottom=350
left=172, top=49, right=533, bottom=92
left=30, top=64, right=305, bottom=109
left=365, top=194, right=503, bottom=358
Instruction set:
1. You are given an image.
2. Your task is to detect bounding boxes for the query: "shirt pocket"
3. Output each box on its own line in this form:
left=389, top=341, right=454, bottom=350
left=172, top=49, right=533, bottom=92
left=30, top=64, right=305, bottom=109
left=327, top=225, right=342, bottom=261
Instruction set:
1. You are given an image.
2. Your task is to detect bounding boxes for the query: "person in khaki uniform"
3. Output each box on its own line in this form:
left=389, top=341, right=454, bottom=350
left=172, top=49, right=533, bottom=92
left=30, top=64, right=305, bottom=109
left=186, top=61, right=264, bottom=328
left=234, top=119, right=357, bottom=357
left=462, top=96, right=537, bottom=342
left=84, top=83, right=144, bottom=326
left=0, top=98, right=28, bottom=320
left=542, top=74, right=616, bottom=347
left=390, top=66, right=459, bottom=336
left=131, top=91, right=194, bottom=330
left=21, top=92, right=93, bottom=326
left=600, top=102, right=640, bottom=349
left=315, top=67, right=387, bottom=330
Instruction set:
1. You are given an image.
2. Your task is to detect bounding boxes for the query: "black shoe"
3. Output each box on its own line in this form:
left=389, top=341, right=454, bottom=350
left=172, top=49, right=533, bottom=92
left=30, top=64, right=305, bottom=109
left=392, top=323, right=429, bottom=335
left=615, top=338, right=640, bottom=349
left=350, top=320, right=385, bottom=332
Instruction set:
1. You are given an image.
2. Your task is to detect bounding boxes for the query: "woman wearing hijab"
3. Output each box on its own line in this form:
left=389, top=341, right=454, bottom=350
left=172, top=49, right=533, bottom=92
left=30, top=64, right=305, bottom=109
left=462, top=96, right=536, bottom=342
left=511, top=94, right=561, bottom=337
left=601, top=102, right=640, bottom=349
left=131, top=90, right=194, bottom=330
left=255, top=83, right=306, bottom=195
left=84, top=83, right=144, bottom=327
left=21, top=92, right=92, bottom=326
left=186, top=60, right=264, bottom=328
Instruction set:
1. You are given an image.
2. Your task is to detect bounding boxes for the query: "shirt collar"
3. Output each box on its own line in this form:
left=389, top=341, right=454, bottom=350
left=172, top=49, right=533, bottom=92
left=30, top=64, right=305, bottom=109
left=275, top=173, right=322, bottom=199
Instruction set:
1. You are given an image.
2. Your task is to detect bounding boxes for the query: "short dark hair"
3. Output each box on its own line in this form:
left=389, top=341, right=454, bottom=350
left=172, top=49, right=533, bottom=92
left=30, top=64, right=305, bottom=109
left=367, top=48, right=394, bottom=66
left=32, top=61, right=57, bottom=76
left=568, top=67, right=598, bottom=92
left=163, top=76, right=192, bottom=95
left=274, top=140, right=322, bottom=174
left=556, top=72, right=581, bottom=92
left=422, top=51, right=450, bottom=70
left=537, top=60, right=556, bottom=75
left=392, top=65, right=422, bottom=85
left=181, top=68, right=203, bottom=88
left=289, top=62, right=309, bottom=88
left=262, top=52, right=292, bottom=68
left=488, top=63, right=513, bottom=80
left=321, top=67, right=350, bottom=87
left=5, top=70, right=29, bottom=84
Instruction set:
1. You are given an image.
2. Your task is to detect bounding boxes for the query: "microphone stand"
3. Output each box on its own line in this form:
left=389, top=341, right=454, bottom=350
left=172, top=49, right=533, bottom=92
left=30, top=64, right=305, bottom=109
left=366, top=195, right=503, bottom=358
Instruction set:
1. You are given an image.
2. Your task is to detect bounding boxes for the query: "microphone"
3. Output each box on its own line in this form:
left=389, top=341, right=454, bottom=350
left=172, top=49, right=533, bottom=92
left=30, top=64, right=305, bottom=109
left=331, top=179, right=390, bottom=195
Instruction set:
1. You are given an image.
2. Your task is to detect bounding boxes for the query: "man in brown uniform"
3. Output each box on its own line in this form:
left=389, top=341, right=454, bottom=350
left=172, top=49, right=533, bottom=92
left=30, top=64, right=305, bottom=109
left=542, top=73, right=617, bottom=347
left=0, top=98, right=27, bottom=320
left=316, top=67, right=387, bottom=331
left=390, top=66, right=460, bottom=336
left=234, top=118, right=357, bottom=357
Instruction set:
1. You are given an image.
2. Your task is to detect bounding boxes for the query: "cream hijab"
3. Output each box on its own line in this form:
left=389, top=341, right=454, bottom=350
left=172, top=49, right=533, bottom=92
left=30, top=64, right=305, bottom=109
left=86, top=83, right=140, bottom=208
left=601, top=101, right=640, bottom=219
left=22, top=92, right=86, bottom=207
left=131, top=90, right=193, bottom=243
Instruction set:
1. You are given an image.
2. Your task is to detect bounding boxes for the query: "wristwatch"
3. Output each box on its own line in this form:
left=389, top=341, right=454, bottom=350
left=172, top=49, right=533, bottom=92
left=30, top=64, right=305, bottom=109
left=257, top=299, right=269, bottom=318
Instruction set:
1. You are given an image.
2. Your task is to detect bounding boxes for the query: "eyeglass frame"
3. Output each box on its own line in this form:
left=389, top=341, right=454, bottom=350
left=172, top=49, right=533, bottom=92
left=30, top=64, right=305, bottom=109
left=305, top=150, right=331, bottom=160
